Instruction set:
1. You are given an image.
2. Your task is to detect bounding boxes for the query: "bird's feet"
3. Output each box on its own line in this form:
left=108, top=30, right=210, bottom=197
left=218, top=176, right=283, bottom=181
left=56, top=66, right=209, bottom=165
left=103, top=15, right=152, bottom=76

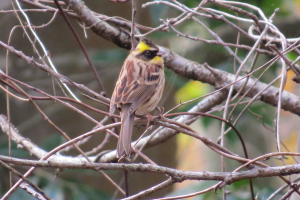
left=156, top=106, right=165, bottom=119
left=145, top=111, right=155, bottom=128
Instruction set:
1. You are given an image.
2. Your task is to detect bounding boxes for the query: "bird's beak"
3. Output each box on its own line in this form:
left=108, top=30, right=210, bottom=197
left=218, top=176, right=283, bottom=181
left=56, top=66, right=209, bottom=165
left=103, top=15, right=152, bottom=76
left=157, top=49, right=165, bottom=57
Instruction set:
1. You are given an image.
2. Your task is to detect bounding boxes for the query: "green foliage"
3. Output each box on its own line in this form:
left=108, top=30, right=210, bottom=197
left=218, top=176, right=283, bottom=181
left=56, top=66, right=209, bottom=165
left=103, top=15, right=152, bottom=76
left=287, top=51, right=298, bottom=61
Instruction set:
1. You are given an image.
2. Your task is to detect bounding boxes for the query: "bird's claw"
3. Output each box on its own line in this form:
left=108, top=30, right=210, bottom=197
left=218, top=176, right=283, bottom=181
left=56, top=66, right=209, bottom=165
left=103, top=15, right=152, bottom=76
left=146, top=112, right=154, bottom=128
left=156, top=106, right=165, bottom=118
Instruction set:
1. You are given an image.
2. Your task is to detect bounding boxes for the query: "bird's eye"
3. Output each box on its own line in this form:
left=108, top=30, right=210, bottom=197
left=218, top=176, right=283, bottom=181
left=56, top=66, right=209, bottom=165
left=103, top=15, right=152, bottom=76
left=144, top=51, right=151, bottom=56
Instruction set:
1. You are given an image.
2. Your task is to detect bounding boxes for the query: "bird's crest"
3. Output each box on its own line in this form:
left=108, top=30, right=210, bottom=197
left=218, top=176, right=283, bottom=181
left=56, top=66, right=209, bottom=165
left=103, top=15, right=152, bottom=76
left=136, top=37, right=158, bottom=53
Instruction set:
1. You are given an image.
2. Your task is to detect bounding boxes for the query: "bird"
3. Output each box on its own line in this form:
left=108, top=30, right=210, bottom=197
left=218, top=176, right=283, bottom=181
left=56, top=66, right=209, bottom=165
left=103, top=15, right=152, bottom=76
left=109, top=37, right=165, bottom=158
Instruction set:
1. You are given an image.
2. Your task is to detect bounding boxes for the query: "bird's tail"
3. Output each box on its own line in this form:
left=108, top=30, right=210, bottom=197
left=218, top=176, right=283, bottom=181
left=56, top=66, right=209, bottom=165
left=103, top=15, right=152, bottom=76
left=117, top=104, right=134, bottom=158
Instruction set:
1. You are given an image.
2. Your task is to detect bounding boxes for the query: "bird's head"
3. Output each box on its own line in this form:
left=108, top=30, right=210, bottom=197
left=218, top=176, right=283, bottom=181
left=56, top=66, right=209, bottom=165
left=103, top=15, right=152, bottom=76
left=131, top=37, right=164, bottom=65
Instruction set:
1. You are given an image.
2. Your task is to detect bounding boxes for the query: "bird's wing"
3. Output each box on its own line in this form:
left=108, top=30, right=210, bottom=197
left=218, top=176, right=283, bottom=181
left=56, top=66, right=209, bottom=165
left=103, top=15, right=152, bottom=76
left=109, top=59, right=162, bottom=115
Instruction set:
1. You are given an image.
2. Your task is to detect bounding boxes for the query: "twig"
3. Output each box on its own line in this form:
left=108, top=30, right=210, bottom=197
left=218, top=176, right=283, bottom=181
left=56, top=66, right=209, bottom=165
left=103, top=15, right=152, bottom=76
left=267, top=176, right=300, bottom=200
left=53, top=0, right=105, bottom=94
left=0, top=40, right=110, bottom=104
left=0, top=160, right=52, bottom=200
left=123, top=177, right=175, bottom=200
left=12, top=0, right=79, bottom=101
left=130, top=0, right=137, bottom=49
left=279, top=183, right=300, bottom=200
left=208, top=0, right=263, bottom=31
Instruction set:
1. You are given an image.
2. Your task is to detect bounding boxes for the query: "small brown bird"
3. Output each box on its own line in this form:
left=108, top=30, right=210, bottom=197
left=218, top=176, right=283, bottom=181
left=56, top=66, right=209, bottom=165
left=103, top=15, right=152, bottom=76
left=109, top=37, right=165, bottom=158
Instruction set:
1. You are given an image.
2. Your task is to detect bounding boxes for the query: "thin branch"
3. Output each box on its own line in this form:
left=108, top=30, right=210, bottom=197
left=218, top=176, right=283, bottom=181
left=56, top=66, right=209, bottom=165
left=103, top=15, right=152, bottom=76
left=0, top=160, right=52, bottom=200
left=53, top=0, right=106, bottom=94
left=2, top=155, right=300, bottom=184
left=12, top=0, right=79, bottom=101
left=123, top=177, right=175, bottom=200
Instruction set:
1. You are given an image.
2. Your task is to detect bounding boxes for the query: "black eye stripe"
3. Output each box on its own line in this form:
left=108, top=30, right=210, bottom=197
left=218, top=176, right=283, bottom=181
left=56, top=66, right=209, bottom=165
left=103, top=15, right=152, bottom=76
left=136, top=50, right=158, bottom=61
left=143, top=50, right=157, bottom=59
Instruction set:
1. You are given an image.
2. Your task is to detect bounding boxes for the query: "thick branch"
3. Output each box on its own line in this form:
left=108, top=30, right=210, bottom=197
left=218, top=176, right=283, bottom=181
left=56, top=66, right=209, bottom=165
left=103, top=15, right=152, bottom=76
left=62, top=0, right=300, bottom=116
left=63, top=0, right=133, bottom=49
left=2, top=155, right=300, bottom=186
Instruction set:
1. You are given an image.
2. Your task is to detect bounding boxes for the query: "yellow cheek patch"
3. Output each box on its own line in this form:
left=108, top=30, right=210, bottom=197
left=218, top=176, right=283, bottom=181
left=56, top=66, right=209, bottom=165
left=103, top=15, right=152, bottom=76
left=137, top=41, right=151, bottom=53
left=153, top=56, right=163, bottom=63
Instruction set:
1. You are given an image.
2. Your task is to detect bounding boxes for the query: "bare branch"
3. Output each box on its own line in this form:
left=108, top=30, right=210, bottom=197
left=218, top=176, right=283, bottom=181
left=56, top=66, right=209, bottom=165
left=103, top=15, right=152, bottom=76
left=2, top=155, right=300, bottom=185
